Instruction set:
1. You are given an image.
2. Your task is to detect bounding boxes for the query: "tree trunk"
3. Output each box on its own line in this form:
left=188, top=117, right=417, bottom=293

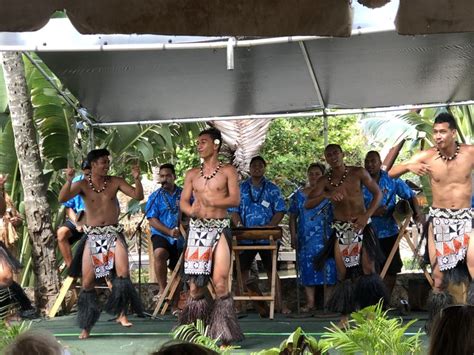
left=1, top=51, right=59, bottom=312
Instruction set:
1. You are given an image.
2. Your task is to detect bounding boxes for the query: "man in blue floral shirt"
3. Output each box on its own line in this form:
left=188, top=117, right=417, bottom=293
left=363, top=151, right=422, bottom=297
left=146, top=163, right=184, bottom=296
left=229, top=156, right=289, bottom=313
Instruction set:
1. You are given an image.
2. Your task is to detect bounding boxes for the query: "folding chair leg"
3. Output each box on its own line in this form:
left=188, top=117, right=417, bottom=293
left=381, top=216, right=411, bottom=279
left=153, top=253, right=184, bottom=317
left=160, top=275, right=181, bottom=315
left=404, top=234, right=434, bottom=288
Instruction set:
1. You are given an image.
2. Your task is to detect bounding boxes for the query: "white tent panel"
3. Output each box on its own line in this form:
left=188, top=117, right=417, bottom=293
left=33, top=30, right=474, bottom=124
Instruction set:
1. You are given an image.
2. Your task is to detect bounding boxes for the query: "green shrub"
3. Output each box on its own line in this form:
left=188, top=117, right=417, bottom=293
left=319, top=301, right=422, bottom=354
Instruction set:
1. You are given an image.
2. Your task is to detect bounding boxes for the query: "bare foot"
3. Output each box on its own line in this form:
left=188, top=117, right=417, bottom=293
left=300, top=305, right=315, bottom=313
left=79, top=329, right=90, bottom=339
left=116, top=314, right=133, bottom=327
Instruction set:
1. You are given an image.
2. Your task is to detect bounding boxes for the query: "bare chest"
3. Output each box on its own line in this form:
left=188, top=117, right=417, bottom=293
left=83, top=185, right=118, bottom=206
left=428, top=156, right=471, bottom=185
left=192, top=175, right=228, bottom=195
left=325, top=174, right=361, bottom=196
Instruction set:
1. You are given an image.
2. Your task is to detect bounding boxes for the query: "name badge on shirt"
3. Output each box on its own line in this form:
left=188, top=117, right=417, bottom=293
left=261, top=200, right=270, bottom=208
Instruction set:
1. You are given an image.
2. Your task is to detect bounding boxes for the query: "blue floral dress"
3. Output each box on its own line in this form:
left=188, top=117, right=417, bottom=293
left=289, top=189, right=336, bottom=286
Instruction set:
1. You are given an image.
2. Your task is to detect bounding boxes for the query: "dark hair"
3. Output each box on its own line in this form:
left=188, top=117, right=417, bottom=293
left=307, top=162, right=326, bottom=174
left=81, top=159, right=91, bottom=170
left=434, top=112, right=457, bottom=130
left=159, top=163, right=175, bottom=176
left=250, top=155, right=266, bottom=167
left=324, top=144, right=343, bottom=153
left=199, top=127, right=223, bottom=151
left=86, top=149, right=110, bottom=164
left=365, top=150, right=381, bottom=161
left=428, top=304, right=474, bottom=355
left=152, top=341, right=218, bottom=355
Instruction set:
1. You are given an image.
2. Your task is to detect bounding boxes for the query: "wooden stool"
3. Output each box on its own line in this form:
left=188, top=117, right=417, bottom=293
left=152, top=253, right=221, bottom=316
left=232, top=227, right=282, bottom=320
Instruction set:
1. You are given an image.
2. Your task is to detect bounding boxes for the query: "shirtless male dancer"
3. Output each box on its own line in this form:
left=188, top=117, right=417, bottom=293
left=179, top=127, right=244, bottom=345
left=389, top=112, right=474, bottom=331
left=59, top=149, right=144, bottom=339
left=307, top=144, right=387, bottom=326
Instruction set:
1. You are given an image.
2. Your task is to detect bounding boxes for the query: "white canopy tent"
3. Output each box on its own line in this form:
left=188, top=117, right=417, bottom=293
left=1, top=1, right=474, bottom=128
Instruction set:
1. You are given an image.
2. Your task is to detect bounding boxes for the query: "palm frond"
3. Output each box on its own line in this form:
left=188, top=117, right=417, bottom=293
left=359, top=114, right=420, bottom=148
left=321, top=301, right=422, bottom=354
left=449, top=106, right=474, bottom=143
left=0, top=320, right=31, bottom=351
left=172, top=319, right=239, bottom=353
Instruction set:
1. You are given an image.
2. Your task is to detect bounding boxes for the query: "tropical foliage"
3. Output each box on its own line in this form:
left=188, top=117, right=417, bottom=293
left=261, top=115, right=367, bottom=197
left=0, top=320, right=30, bottom=351
left=0, top=53, right=204, bottom=288
left=360, top=107, right=474, bottom=154
left=172, top=319, right=238, bottom=353
left=245, top=302, right=422, bottom=354
left=320, top=301, right=422, bottom=354
left=252, top=327, right=321, bottom=355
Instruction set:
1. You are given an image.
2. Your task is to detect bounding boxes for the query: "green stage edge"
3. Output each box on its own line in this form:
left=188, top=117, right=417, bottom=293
left=53, top=332, right=425, bottom=337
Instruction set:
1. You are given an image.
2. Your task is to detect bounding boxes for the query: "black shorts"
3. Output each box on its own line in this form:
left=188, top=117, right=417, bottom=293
left=238, top=244, right=279, bottom=273
left=379, top=234, right=403, bottom=276
left=60, top=220, right=84, bottom=245
left=151, top=235, right=182, bottom=271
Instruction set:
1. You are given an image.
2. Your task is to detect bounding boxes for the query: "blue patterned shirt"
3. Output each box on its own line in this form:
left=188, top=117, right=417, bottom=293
left=146, top=186, right=184, bottom=247
left=229, top=177, right=287, bottom=244
left=363, top=170, right=415, bottom=239
left=63, top=175, right=86, bottom=213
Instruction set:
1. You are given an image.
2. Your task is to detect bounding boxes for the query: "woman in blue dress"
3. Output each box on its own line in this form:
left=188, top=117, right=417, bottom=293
left=289, top=163, right=336, bottom=312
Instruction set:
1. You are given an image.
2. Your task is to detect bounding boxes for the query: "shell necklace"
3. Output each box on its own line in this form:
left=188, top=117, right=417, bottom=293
left=87, top=174, right=108, bottom=193
left=437, top=141, right=460, bottom=161
left=200, top=161, right=223, bottom=181
left=327, top=166, right=349, bottom=187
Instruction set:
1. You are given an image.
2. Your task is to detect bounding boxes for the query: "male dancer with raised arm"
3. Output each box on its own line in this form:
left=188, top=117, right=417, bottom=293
left=59, top=149, right=144, bottom=339
left=389, top=112, right=474, bottom=331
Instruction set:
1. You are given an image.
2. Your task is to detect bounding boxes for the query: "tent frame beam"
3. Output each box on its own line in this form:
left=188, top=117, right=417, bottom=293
left=0, top=27, right=390, bottom=52
left=299, top=40, right=329, bottom=145
left=90, top=100, right=474, bottom=126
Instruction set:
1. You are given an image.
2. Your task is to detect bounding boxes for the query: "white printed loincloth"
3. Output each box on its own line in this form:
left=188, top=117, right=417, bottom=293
left=84, top=224, right=124, bottom=278
left=333, top=221, right=363, bottom=268
left=184, top=218, right=230, bottom=277
left=429, top=207, right=473, bottom=271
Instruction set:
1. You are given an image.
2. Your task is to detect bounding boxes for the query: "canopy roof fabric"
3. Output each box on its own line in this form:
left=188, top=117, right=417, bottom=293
left=0, top=0, right=352, bottom=37
left=2, top=2, right=474, bottom=125
left=34, top=28, right=474, bottom=124
left=1, top=0, right=474, bottom=36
